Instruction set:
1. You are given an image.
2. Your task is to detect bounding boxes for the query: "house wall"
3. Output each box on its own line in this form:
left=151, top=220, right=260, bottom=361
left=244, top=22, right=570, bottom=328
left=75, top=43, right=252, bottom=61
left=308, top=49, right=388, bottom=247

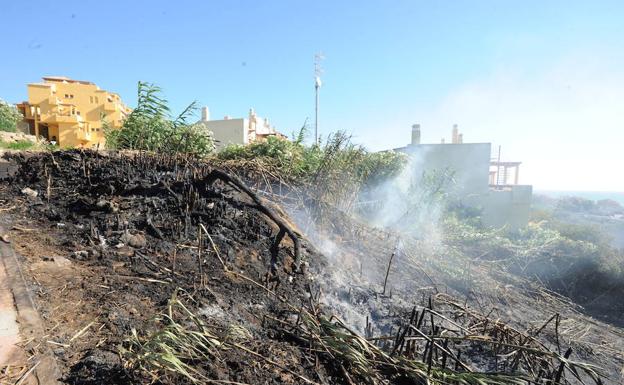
left=481, top=185, right=533, bottom=230
left=200, top=118, right=248, bottom=149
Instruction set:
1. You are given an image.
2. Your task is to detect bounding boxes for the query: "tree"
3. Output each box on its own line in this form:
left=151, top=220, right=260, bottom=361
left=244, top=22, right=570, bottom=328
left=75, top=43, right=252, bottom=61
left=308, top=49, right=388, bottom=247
left=0, top=99, right=22, bottom=132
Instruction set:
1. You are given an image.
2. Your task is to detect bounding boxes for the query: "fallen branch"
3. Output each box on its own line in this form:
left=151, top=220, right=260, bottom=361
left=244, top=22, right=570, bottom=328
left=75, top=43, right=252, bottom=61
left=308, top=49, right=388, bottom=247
left=203, top=169, right=302, bottom=271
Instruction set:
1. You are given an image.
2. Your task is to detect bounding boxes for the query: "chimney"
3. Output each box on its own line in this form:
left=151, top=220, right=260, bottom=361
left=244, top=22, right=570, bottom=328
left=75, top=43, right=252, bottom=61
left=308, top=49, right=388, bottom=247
left=411, top=124, right=421, bottom=145
left=452, top=124, right=459, bottom=144
left=201, top=106, right=210, bottom=122
left=458, top=133, right=463, bottom=144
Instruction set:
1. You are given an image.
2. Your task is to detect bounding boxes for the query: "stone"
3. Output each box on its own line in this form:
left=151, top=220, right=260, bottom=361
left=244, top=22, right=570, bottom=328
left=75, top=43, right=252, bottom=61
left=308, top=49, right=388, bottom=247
left=20, top=187, right=38, bottom=198
left=120, top=231, right=146, bottom=248
left=72, top=250, right=89, bottom=260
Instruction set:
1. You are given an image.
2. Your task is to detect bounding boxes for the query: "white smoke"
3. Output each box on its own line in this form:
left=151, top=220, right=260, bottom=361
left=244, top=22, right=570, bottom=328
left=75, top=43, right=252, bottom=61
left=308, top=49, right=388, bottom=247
left=285, top=148, right=455, bottom=332
left=360, top=146, right=456, bottom=247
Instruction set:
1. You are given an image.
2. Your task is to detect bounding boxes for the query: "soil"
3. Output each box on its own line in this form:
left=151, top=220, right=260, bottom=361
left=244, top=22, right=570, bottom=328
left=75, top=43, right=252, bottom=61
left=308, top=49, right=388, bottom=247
left=0, top=150, right=328, bottom=384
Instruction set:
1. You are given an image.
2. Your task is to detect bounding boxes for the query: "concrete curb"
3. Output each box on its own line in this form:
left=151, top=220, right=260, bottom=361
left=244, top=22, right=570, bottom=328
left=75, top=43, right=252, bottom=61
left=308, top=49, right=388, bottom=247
left=0, top=225, right=62, bottom=385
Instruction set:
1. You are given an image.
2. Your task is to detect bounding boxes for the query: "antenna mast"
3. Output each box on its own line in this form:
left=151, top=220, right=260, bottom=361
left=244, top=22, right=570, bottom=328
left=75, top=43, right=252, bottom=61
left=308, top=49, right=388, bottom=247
left=314, top=52, right=324, bottom=145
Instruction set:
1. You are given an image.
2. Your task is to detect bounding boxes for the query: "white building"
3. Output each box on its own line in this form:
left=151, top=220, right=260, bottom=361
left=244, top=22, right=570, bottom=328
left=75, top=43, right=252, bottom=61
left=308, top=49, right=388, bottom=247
left=196, top=107, right=285, bottom=150
left=395, top=124, right=533, bottom=231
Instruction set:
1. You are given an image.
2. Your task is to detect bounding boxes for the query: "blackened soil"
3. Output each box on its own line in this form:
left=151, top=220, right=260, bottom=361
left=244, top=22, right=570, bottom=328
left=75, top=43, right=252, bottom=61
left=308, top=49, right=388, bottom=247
left=1, top=150, right=331, bottom=384
left=66, top=349, right=131, bottom=385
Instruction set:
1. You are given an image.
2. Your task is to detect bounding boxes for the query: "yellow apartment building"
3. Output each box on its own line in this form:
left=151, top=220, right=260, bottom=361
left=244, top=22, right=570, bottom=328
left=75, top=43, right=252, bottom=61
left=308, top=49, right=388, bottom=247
left=16, top=76, right=130, bottom=148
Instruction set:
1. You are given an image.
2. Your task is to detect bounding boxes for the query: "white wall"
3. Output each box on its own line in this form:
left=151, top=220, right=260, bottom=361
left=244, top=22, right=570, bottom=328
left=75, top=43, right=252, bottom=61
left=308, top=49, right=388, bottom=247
left=199, top=118, right=248, bottom=150
left=481, top=185, right=533, bottom=230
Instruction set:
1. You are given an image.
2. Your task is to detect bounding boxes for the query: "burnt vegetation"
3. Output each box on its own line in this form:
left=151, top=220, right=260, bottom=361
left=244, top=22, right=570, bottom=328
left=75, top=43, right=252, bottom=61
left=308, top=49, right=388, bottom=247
left=0, top=148, right=622, bottom=385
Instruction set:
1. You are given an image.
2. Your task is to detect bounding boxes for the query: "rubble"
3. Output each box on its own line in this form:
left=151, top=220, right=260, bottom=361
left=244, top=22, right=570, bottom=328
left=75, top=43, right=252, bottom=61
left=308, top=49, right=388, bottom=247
left=0, top=130, right=37, bottom=144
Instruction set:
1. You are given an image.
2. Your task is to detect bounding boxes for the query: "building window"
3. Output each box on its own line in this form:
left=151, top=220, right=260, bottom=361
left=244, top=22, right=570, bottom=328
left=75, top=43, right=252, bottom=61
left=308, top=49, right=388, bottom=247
left=90, top=96, right=94, bottom=103
left=76, top=111, right=80, bottom=115
left=94, top=96, right=99, bottom=103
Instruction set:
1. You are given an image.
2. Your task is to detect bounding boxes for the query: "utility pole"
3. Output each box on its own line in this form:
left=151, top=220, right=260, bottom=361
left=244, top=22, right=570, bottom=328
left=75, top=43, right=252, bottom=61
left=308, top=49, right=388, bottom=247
left=314, top=53, right=324, bottom=145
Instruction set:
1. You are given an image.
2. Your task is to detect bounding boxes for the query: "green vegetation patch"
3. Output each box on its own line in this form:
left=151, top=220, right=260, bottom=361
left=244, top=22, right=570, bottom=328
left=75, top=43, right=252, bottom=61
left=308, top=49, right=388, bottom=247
left=0, top=99, right=22, bottom=132
left=217, top=130, right=407, bottom=208
left=0, top=140, right=35, bottom=150
left=105, top=82, right=215, bottom=158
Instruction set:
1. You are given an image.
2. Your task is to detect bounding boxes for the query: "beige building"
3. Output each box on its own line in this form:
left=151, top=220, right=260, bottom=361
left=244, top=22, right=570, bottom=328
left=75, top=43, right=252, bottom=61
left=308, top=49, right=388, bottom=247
left=196, top=107, right=285, bottom=150
left=16, top=76, right=130, bottom=148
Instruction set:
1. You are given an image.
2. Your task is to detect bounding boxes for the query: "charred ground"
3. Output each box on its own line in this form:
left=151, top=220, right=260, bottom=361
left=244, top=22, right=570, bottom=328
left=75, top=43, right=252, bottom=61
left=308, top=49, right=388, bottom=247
left=0, top=150, right=622, bottom=385
left=1, top=150, right=327, bottom=384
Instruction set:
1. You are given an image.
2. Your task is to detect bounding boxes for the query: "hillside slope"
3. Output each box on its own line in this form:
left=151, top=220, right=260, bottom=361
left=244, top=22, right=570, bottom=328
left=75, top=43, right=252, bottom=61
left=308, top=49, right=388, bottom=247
left=0, top=150, right=621, bottom=385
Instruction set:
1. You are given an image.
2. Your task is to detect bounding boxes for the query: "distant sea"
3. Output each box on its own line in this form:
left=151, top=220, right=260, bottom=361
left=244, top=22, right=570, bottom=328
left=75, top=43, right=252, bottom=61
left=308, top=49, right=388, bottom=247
left=536, top=190, right=624, bottom=206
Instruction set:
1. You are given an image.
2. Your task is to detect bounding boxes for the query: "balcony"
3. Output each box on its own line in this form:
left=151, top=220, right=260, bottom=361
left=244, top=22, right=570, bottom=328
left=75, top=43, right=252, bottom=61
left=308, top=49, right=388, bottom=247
left=45, top=111, right=78, bottom=124
left=42, top=103, right=79, bottom=124
left=76, top=129, right=92, bottom=142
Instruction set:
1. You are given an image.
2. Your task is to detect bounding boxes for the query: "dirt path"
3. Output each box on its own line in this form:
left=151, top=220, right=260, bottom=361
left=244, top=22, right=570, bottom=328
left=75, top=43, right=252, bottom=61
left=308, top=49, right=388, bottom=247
left=0, top=229, right=36, bottom=384
left=0, top=222, right=62, bottom=385
left=0, top=239, right=24, bottom=366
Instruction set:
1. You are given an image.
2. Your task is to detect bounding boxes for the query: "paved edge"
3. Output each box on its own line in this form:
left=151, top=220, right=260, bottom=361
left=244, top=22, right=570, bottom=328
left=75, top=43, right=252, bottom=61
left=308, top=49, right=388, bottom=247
left=0, top=224, right=62, bottom=385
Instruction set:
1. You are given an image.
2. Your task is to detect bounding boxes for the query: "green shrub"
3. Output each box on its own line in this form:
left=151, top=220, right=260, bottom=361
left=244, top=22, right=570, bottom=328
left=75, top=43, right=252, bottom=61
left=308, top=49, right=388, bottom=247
left=0, top=99, right=22, bottom=132
left=105, top=82, right=214, bottom=157
left=556, top=196, right=596, bottom=212
left=548, top=221, right=610, bottom=245
left=0, top=140, right=35, bottom=150
left=356, top=150, right=408, bottom=187
left=444, top=214, right=624, bottom=319
left=217, top=130, right=407, bottom=208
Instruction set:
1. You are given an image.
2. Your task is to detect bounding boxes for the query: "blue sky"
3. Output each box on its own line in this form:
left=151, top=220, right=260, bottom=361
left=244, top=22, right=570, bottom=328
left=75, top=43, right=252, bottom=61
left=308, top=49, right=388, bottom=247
left=1, top=1, right=623, bottom=191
